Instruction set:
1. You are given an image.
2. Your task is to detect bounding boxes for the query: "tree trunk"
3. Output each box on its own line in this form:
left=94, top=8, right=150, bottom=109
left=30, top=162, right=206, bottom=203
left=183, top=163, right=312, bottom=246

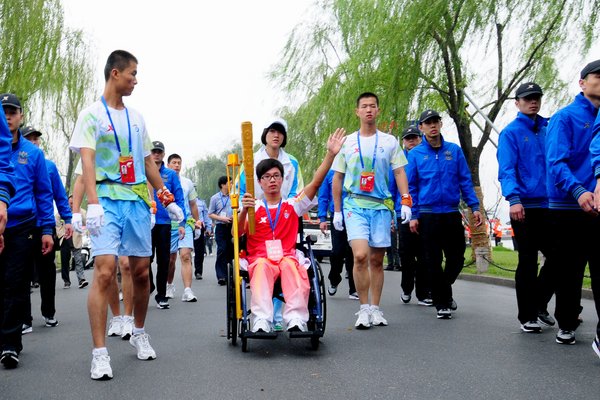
left=470, top=186, right=492, bottom=272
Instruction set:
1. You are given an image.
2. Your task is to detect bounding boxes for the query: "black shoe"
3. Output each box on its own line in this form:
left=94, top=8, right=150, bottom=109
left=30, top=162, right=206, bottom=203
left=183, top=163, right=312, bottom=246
left=195, top=273, right=203, bottom=280
left=521, top=320, right=542, bottom=333
left=1, top=350, right=19, bottom=369
left=217, top=279, right=226, bottom=286
left=31, top=282, right=39, bottom=289
left=436, top=309, right=452, bottom=319
left=537, top=311, right=556, bottom=327
left=556, top=329, right=575, bottom=345
left=156, top=299, right=170, bottom=309
left=449, top=299, right=457, bottom=311
left=78, top=279, right=89, bottom=289
left=63, top=282, right=71, bottom=289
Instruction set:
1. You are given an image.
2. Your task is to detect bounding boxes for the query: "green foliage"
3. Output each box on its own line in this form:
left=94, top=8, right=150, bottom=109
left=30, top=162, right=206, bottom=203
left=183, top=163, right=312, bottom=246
left=185, top=143, right=242, bottom=202
left=272, top=0, right=599, bottom=179
left=0, top=0, right=97, bottom=190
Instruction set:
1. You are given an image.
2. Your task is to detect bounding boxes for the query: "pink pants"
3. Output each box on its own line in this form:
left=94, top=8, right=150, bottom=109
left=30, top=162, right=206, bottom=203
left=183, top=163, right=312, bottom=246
left=248, top=256, right=310, bottom=324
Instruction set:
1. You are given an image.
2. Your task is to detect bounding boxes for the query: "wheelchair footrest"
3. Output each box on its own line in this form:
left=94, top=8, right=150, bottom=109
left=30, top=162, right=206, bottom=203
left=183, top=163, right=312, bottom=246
left=288, top=330, right=323, bottom=339
left=242, top=331, right=278, bottom=340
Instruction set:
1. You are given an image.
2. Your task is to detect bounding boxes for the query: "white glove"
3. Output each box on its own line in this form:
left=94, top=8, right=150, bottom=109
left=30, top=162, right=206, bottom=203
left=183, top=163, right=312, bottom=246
left=333, top=211, right=344, bottom=231
left=86, top=204, right=105, bottom=236
left=72, top=213, right=83, bottom=233
left=400, top=205, right=412, bottom=224
left=194, top=228, right=201, bottom=240
left=166, top=203, right=184, bottom=223
left=150, top=214, right=156, bottom=229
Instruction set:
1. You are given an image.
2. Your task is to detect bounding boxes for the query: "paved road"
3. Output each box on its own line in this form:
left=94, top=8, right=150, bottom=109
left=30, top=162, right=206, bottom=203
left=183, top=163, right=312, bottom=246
left=3, top=256, right=599, bottom=400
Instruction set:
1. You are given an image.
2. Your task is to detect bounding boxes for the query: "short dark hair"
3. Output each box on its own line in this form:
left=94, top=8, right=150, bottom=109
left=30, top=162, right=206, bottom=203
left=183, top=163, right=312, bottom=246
left=356, top=92, right=379, bottom=107
left=104, top=50, right=138, bottom=82
left=256, top=159, right=284, bottom=180
left=167, top=153, right=181, bottom=164
left=218, top=176, right=228, bottom=188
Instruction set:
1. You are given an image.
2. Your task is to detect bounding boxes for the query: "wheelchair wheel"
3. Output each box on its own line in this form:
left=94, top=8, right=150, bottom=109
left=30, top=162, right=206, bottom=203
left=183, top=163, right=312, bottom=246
left=314, top=260, right=327, bottom=333
left=226, top=263, right=237, bottom=346
left=310, top=335, right=320, bottom=351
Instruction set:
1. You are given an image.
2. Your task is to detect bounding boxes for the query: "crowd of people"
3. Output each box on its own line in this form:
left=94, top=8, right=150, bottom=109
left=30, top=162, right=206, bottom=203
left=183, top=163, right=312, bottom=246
left=0, top=49, right=598, bottom=381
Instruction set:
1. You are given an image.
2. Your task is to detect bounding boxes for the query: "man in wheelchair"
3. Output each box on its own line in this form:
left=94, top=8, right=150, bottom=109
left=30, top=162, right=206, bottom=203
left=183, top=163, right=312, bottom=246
left=238, top=129, right=345, bottom=333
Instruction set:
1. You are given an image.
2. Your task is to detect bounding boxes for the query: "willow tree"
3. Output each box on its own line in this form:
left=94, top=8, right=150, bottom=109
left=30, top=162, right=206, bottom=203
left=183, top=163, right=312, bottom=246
left=1, top=0, right=97, bottom=193
left=51, top=30, right=97, bottom=193
left=271, top=0, right=598, bottom=257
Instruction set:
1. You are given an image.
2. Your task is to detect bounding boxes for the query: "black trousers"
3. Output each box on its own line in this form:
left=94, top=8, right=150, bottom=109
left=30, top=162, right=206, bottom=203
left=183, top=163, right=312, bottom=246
left=550, top=209, right=600, bottom=335
left=0, top=220, right=36, bottom=353
left=398, top=221, right=431, bottom=300
left=327, top=218, right=356, bottom=295
left=419, top=213, right=465, bottom=310
left=150, top=224, right=172, bottom=301
left=214, top=224, right=233, bottom=281
left=511, top=208, right=556, bottom=323
left=25, top=228, right=58, bottom=324
left=193, top=228, right=206, bottom=276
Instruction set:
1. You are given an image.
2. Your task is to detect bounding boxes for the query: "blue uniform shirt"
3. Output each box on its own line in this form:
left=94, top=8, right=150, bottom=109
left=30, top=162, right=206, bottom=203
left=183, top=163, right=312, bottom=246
left=407, top=135, right=479, bottom=219
left=546, top=93, right=599, bottom=209
left=45, top=159, right=72, bottom=224
left=7, top=134, right=54, bottom=234
left=589, top=111, right=600, bottom=178
left=153, top=163, right=186, bottom=226
left=196, top=198, right=212, bottom=233
left=0, top=107, right=15, bottom=205
left=497, top=112, right=549, bottom=208
left=317, top=169, right=348, bottom=222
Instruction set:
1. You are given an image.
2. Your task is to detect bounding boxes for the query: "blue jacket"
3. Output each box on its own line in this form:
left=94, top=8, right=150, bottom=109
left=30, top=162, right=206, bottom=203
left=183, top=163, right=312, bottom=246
left=153, top=163, right=185, bottom=225
left=318, top=169, right=348, bottom=222
left=7, top=134, right=54, bottom=234
left=546, top=93, right=599, bottom=209
left=0, top=108, right=15, bottom=205
left=407, top=135, right=480, bottom=219
left=497, top=112, right=549, bottom=208
left=45, top=159, right=72, bottom=223
left=589, top=112, right=600, bottom=178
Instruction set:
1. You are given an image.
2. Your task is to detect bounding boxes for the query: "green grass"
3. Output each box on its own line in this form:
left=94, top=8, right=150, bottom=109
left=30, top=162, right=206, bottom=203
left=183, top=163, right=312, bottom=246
left=462, top=246, right=592, bottom=289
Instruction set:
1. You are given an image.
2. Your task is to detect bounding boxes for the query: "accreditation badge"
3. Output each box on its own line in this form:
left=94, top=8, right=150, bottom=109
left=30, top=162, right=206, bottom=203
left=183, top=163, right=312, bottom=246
left=265, top=239, right=283, bottom=262
left=119, top=155, right=135, bottom=183
left=359, top=171, right=375, bottom=192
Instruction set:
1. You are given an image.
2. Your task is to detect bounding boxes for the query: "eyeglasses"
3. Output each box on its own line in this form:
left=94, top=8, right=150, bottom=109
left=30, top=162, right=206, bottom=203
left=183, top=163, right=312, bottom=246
left=260, top=173, right=283, bottom=181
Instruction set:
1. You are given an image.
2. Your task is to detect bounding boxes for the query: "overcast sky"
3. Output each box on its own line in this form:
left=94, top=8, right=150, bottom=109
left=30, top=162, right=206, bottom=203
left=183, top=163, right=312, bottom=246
left=62, top=0, right=314, bottom=169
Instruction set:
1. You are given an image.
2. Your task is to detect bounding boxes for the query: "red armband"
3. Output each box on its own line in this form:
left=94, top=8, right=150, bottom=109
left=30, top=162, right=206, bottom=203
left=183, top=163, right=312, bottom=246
left=157, top=187, right=174, bottom=207
left=401, top=194, right=413, bottom=207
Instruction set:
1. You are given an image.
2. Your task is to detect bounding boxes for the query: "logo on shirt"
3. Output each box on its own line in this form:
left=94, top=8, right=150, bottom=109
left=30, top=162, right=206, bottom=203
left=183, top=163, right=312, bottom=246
left=162, top=174, right=169, bottom=181
left=444, top=150, right=453, bottom=161
left=584, top=122, right=590, bottom=129
left=423, top=155, right=429, bottom=160
left=17, top=151, right=29, bottom=164
left=106, top=124, right=114, bottom=132
left=379, top=146, right=384, bottom=153
left=354, top=147, right=359, bottom=153
left=133, top=124, right=140, bottom=133
left=259, top=217, right=268, bottom=224
left=284, top=210, right=290, bottom=219
left=524, top=136, right=529, bottom=142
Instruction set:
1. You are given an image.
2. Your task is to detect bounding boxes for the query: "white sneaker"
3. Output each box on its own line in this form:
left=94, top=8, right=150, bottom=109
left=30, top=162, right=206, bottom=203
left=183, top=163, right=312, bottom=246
left=252, top=318, right=272, bottom=333
left=90, top=354, right=113, bottom=380
left=181, top=288, right=198, bottom=302
left=129, top=333, right=157, bottom=360
left=166, top=283, right=175, bottom=299
left=107, top=316, right=123, bottom=337
left=354, top=308, right=371, bottom=329
left=370, top=307, right=388, bottom=326
left=286, top=318, right=308, bottom=332
left=120, top=317, right=133, bottom=340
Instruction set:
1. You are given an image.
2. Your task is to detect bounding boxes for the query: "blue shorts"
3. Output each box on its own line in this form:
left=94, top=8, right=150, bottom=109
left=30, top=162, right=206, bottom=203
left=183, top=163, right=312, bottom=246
left=91, top=198, right=152, bottom=257
left=171, top=225, right=193, bottom=253
left=344, top=207, right=392, bottom=248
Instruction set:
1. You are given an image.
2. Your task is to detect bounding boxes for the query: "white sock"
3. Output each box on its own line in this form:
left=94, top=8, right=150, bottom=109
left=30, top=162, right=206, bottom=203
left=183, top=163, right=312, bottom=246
left=360, top=304, right=370, bottom=311
left=371, top=305, right=380, bottom=311
left=92, top=347, right=108, bottom=356
left=123, top=315, right=133, bottom=322
left=132, top=327, right=145, bottom=336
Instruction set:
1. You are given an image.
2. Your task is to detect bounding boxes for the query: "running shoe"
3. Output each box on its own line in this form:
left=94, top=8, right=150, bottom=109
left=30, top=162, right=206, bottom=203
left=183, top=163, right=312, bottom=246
left=437, top=308, right=452, bottom=319
left=120, top=317, right=133, bottom=340
left=556, top=329, right=575, bottom=345
left=354, top=308, right=371, bottom=329
left=537, top=311, right=556, bottom=327
left=521, top=320, right=542, bottom=333
left=44, top=317, right=59, bottom=327
left=78, top=279, right=89, bottom=289
left=400, top=292, right=411, bottom=304
left=181, top=288, right=198, bottom=302
left=252, top=319, right=272, bottom=333
left=107, top=316, right=123, bottom=337
left=129, top=333, right=157, bottom=360
left=370, top=307, right=388, bottom=326
left=90, top=353, right=112, bottom=380
left=166, top=283, right=175, bottom=299
left=1, top=350, right=19, bottom=369
left=418, top=298, right=433, bottom=306
left=348, top=292, right=359, bottom=300
left=327, top=285, right=337, bottom=296
left=287, top=319, right=308, bottom=332
left=593, top=336, right=600, bottom=359
left=21, top=324, right=33, bottom=335
left=273, top=322, right=284, bottom=332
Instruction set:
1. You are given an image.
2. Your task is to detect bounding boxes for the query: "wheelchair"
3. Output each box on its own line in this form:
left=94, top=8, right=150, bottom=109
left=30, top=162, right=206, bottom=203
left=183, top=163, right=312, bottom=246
left=226, top=231, right=327, bottom=352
